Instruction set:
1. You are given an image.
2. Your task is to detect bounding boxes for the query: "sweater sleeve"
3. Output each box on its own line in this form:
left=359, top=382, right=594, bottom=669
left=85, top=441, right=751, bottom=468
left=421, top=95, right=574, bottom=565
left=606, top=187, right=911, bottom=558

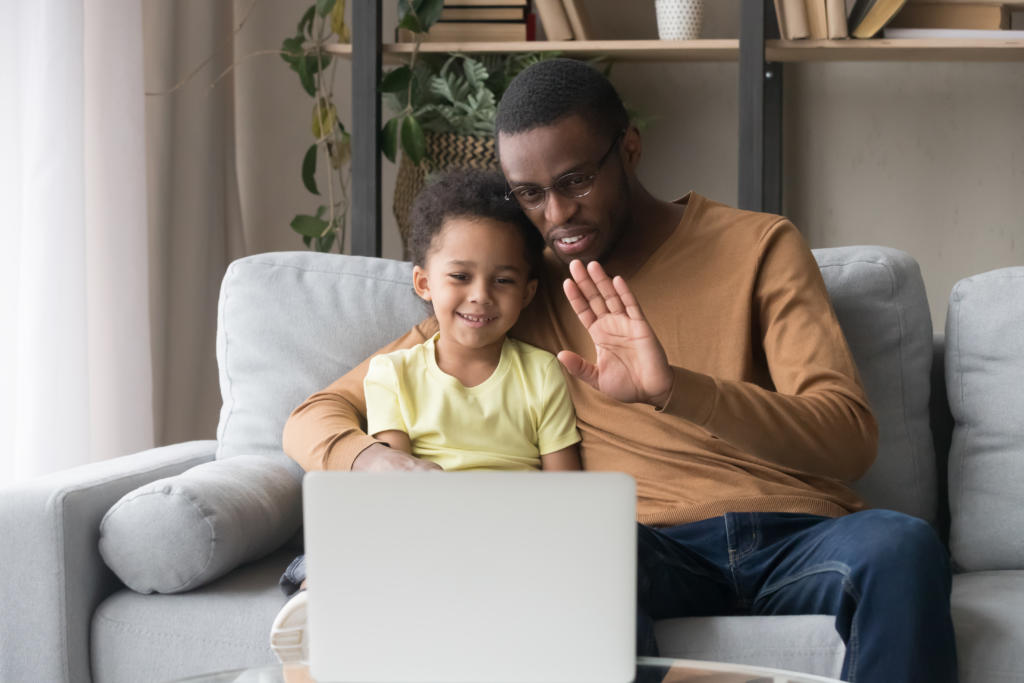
left=281, top=318, right=438, bottom=472
left=659, top=220, right=878, bottom=482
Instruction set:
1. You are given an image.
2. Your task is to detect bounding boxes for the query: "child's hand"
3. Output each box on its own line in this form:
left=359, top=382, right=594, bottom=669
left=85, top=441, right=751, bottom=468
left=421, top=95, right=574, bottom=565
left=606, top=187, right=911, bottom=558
left=352, top=443, right=443, bottom=472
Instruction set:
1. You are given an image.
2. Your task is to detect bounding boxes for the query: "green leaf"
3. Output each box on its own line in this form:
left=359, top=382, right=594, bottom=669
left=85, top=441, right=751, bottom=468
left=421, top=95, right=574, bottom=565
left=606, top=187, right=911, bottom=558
left=415, top=0, right=445, bottom=29
left=301, top=144, right=319, bottom=195
left=381, top=117, right=400, bottom=163
left=316, top=0, right=336, bottom=17
left=302, top=235, right=312, bottom=247
left=291, top=214, right=330, bottom=238
left=397, top=12, right=422, bottom=33
left=297, top=6, right=316, bottom=36
left=381, top=66, right=412, bottom=94
left=281, top=36, right=303, bottom=65
left=400, top=115, right=427, bottom=165
left=317, top=229, right=336, bottom=253
left=297, top=58, right=316, bottom=97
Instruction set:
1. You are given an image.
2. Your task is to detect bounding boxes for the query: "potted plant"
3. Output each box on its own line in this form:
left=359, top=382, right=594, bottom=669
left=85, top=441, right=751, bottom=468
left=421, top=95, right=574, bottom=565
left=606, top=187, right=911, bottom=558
left=380, top=1, right=561, bottom=252
left=280, top=0, right=352, bottom=253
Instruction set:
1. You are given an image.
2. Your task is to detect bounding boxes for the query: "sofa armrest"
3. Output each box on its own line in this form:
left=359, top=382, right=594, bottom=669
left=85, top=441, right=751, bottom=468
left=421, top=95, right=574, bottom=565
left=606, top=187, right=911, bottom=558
left=0, top=440, right=217, bottom=683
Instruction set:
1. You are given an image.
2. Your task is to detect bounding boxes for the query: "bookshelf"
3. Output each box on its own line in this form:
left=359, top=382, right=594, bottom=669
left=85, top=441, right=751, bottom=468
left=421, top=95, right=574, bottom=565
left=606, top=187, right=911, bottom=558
left=343, top=0, right=1024, bottom=257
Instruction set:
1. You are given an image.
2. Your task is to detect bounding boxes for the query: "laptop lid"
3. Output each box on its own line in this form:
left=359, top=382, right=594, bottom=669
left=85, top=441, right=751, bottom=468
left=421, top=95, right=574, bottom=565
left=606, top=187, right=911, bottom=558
left=303, top=471, right=637, bottom=683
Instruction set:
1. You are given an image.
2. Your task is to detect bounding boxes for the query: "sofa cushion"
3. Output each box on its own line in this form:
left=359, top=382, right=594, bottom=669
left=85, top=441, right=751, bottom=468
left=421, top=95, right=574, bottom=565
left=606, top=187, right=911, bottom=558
left=654, top=615, right=843, bottom=678
left=945, top=267, right=1024, bottom=571
left=215, top=252, right=426, bottom=460
left=99, top=455, right=302, bottom=594
left=813, top=246, right=937, bottom=523
left=91, top=550, right=292, bottom=683
left=952, top=571, right=1024, bottom=683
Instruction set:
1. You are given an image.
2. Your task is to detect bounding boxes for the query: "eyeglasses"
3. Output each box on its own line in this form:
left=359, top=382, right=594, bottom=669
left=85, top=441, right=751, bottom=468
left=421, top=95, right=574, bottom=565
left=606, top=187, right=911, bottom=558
left=505, top=130, right=625, bottom=211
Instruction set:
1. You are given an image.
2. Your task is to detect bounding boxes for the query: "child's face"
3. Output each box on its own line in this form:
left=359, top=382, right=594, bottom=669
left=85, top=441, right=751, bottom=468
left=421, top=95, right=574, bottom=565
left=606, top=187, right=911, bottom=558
left=413, top=217, right=538, bottom=355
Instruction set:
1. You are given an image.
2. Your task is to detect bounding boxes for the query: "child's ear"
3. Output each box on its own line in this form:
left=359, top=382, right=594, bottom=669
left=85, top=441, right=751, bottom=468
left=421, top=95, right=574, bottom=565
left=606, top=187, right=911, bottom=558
left=522, top=278, right=538, bottom=307
left=412, top=265, right=431, bottom=302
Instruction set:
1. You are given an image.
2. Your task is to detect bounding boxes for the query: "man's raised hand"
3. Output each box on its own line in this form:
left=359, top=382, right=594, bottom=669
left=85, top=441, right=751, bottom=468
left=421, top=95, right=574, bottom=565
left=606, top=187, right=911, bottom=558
left=557, top=259, right=673, bottom=408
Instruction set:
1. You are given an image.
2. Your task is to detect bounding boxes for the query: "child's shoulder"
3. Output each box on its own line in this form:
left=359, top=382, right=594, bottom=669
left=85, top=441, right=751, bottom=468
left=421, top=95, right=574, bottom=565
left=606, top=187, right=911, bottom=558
left=369, top=337, right=434, bottom=371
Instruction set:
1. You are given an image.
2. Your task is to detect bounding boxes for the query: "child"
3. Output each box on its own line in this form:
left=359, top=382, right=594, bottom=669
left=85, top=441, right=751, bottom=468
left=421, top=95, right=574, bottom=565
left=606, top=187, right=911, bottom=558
left=270, top=168, right=582, bottom=662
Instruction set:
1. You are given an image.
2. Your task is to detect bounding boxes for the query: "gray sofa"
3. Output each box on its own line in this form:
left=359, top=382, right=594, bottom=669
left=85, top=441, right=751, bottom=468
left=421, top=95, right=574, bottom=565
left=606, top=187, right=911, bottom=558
left=2, top=248, right=1021, bottom=683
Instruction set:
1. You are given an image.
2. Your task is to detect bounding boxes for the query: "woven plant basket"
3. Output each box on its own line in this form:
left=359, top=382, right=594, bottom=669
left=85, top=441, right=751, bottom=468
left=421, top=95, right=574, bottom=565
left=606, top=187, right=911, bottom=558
left=393, top=132, right=499, bottom=257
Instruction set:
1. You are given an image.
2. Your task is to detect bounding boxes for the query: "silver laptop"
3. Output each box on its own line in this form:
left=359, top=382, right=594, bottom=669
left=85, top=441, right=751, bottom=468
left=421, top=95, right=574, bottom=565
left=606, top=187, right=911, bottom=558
left=303, top=471, right=637, bottom=683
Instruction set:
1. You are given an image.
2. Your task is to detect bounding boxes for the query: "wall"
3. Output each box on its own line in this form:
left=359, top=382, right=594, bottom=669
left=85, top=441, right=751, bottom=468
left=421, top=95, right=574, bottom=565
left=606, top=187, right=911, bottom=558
left=238, top=1, right=1023, bottom=332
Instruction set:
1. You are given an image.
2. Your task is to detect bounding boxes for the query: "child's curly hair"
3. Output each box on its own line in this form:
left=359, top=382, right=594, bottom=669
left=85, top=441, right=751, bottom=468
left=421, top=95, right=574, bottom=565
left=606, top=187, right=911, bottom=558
left=409, top=168, right=545, bottom=278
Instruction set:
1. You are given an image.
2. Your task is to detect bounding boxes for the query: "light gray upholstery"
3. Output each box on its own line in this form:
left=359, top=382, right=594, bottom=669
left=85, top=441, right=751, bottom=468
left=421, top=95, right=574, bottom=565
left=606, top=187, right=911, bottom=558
left=91, top=551, right=292, bottom=683
left=654, top=615, right=844, bottom=679
left=814, top=246, right=937, bottom=522
left=214, top=253, right=425, bottom=460
left=98, top=455, right=303, bottom=594
left=945, top=267, right=1024, bottom=571
left=5, top=250, right=1020, bottom=683
left=952, top=571, right=1024, bottom=683
left=0, top=441, right=217, bottom=683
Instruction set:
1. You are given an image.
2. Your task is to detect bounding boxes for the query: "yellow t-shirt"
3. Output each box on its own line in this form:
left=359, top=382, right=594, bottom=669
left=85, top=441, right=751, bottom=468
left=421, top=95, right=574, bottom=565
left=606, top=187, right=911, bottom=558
left=363, top=334, right=580, bottom=471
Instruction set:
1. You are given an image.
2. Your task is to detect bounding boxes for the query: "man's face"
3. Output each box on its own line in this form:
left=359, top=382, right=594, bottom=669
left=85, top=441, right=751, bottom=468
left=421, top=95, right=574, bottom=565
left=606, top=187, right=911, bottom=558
left=498, top=115, right=631, bottom=266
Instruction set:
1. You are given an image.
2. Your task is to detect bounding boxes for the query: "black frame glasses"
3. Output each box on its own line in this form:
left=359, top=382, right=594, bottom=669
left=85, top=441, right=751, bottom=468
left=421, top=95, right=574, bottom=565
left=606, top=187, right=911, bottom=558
left=505, top=130, right=625, bottom=211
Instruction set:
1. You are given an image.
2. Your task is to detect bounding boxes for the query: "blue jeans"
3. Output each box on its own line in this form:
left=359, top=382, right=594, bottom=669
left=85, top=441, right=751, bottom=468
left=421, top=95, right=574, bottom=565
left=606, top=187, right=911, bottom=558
left=637, top=510, right=957, bottom=683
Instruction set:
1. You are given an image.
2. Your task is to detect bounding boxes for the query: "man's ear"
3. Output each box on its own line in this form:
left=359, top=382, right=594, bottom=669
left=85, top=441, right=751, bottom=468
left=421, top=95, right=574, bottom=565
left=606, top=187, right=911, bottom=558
left=412, top=265, right=431, bottom=301
left=621, top=125, right=642, bottom=171
left=522, top=278, right=538, bottom=308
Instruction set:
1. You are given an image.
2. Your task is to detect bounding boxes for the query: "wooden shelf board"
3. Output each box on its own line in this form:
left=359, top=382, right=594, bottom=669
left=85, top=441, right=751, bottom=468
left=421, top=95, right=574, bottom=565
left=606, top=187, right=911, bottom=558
left=327, top=39, right=740, bottom=63
left=767, top=38, right=1024, bottom=62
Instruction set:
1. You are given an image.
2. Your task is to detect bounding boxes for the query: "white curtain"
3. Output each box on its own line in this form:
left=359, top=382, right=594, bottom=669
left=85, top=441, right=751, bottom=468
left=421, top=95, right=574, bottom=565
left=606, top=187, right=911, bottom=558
left=0, top=0, right=154, bottom=483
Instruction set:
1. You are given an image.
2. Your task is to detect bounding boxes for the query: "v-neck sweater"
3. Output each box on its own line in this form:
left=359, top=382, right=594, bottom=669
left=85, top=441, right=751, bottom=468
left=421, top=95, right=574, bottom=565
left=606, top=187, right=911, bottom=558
left=283, top=193, right=877, bottom=526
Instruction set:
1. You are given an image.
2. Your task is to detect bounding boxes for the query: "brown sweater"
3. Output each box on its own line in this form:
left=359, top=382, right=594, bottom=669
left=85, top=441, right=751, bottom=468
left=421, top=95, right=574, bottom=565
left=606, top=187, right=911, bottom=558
left=282, top=193, right=877, bottom=527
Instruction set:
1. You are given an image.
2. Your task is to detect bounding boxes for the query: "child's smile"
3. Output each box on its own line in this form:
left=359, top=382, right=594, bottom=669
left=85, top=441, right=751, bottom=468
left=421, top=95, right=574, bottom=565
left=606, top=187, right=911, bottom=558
left=413, top=217, right=538, bottom=381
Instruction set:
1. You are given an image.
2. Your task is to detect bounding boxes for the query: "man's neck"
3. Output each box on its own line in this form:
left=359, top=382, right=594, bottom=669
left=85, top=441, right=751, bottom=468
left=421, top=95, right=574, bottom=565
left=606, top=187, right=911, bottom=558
left=601, top=190, right=688, bottom=279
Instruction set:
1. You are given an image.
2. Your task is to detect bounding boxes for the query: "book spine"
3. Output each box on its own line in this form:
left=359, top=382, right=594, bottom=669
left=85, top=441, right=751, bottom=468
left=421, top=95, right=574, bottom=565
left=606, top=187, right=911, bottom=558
left=535, top=0, right=574, bottom=39
left=804, top=0, right=830, bottom=38
left=826, top=0, right=850, bottom=37
left=889, top=3, right=1011, bottom=30
left=783, top=0, right=811, bottom=38
left=561, top=0, right=594, bottom=40
left=399, top=22, right=529, bottom=42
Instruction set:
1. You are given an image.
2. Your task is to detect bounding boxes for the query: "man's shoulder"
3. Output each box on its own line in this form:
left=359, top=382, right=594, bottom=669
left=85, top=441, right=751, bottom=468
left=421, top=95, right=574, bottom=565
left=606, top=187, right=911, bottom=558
left=685, top=192, right=792, bottom=244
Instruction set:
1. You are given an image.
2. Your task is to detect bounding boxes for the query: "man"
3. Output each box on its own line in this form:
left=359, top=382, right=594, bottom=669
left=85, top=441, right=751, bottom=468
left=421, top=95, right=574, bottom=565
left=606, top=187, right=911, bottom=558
left=282, top=59, right=957, bottom=681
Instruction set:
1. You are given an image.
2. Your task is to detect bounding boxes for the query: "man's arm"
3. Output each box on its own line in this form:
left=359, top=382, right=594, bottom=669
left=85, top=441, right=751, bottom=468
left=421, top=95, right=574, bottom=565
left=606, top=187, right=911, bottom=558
left=658, top=222, right=877, bottom=481
left=558, top=223, right=877, bottom=482
left=282, top=318, right=438, bottom=471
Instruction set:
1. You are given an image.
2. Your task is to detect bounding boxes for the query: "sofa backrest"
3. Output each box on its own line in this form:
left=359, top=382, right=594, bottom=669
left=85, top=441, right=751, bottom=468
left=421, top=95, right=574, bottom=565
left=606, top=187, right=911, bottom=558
left=214, top=248, right=938, bottom=523
left=813, top=246, right=938, bottom=524
left=215, top=252, right=425, bottom=461
left=945, top=266, right=1024, bottom=571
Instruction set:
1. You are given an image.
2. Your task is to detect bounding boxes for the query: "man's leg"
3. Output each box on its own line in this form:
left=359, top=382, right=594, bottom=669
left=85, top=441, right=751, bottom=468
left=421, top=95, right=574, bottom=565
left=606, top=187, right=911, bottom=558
left=636, top=521, right=738, bottom=656
left=733, top=510, right=957, bottom=683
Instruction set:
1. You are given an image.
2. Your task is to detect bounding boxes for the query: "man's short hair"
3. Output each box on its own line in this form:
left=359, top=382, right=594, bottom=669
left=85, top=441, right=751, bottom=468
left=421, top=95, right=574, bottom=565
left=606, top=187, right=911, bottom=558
left=494, top=58, right=628, bottom=141
left=409, top=168, right=545, bottom=277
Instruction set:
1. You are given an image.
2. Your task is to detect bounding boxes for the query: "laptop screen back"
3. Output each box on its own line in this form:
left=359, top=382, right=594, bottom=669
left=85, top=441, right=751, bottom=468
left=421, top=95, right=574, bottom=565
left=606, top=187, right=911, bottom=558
left=303, top=471, right=637, bottom=683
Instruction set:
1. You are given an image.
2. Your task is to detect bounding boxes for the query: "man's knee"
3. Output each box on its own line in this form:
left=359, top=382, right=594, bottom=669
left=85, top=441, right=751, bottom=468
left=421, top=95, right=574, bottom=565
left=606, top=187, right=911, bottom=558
left=843, top=510, right=949, bottom=578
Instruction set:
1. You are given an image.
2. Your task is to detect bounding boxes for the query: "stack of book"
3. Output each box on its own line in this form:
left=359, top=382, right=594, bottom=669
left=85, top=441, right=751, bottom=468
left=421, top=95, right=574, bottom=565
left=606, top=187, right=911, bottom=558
left=773, top=0, right=1024, bottom=40
left=399, top=0, right=533, bottom=43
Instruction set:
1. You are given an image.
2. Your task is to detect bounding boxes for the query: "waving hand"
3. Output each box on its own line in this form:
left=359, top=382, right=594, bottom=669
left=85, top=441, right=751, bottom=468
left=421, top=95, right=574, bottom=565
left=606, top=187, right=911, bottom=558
left=557, top=260, right=674, bottom=408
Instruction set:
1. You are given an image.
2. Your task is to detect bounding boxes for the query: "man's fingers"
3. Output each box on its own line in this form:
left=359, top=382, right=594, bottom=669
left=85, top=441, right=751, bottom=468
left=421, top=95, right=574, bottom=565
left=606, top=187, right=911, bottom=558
left=587, top=260, right=625, bottom=315
left=563, top=277, right=597, bottom=328
left=557, top=350, right=599, bottom=389
left=612, top=274, right=646, bottom=321
left=569, top=259, right=609, bottom=317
